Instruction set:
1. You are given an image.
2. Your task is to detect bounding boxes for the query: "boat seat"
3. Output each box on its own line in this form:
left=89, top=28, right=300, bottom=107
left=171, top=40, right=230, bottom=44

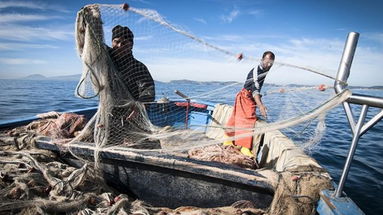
left=205, top=104, right=233, bottom=140
left=258, top=129, right=323, bottom=172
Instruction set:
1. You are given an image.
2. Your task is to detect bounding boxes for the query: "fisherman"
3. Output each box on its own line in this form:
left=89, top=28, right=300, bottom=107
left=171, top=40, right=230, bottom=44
left=225, top=51, right=275, bottom=157
left=109, top=25, right=155, bottom=102
left=108, top=25, right=159, bottom=148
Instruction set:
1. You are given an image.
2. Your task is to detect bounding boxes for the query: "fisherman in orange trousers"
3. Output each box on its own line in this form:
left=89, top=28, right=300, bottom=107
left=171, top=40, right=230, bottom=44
left=225, top=51, right=275, bottom=157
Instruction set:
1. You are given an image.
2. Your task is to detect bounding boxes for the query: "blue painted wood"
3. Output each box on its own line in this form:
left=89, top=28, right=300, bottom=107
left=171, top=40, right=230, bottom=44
left=0, top=107, right=97, bottom=130
left=0, top=101, right=213, bottom=130
left=146, top=101, right=214, bottom=129
left=317, top=189, right=365, bottom=215
left=0, top=116, right=39, bottom=130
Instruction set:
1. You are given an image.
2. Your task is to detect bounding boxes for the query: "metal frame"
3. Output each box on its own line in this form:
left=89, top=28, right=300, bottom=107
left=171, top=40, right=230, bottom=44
left=333, top=32, right=383, bottom=197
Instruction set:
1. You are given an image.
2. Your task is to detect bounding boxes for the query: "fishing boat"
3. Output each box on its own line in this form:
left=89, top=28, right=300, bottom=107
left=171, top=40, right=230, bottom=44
left=1, top=32, right=381, bottom=215
left=1, top=1, right=382, bottom=212
left=0, top=98, right=338, bottom=214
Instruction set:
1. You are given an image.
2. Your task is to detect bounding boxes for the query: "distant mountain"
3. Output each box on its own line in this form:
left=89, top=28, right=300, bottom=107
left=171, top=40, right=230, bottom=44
left=367, top=86, right=383, bottom=89
left=285, top=83, right=313, bottom=88
left=168, top=79, right=240, bottom=85
left=21, top=74, right=81, bottom=81
left=349, top=85, right=383, bottom=90
left=23, top=74, right=47, bottom=80
left=169, top=79, right=203, bottom=85
left=47, top=74, right=81, bottom=81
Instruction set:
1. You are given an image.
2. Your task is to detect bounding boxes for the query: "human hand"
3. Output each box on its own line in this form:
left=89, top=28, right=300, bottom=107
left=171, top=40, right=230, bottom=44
left=259, top=104, right=268, bottom=119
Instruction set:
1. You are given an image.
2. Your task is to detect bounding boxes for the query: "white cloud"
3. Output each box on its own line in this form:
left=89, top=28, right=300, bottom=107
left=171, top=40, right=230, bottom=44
left=131, top=0, right=151, bottom=5
left=0, top=42, right=58, bottom=51
left=0, top=24, right=73, bottom=41
left=204, top=34, right=243, bottom=42
left=0, top=1, right=69, bottom=13
left=0, top=14, right=60, bottom=23
left=244, top=37, right=383, bottom=86
left=194, top=18, right=207, bottom=24
left=0, top=1, right=46, bottom=10
left=221, top=9, right=240, bottom=23
left=0, top=57, right=47, bottom=65
left=133, top=34, right=383, bottom=86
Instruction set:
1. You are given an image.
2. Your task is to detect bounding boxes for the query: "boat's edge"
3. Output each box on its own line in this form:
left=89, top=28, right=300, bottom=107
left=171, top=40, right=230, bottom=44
left=0, top=107, right=97, bottom=130
left=317, top=189, right=365, bottom=215
left=35, top=136, right=277, bottom=194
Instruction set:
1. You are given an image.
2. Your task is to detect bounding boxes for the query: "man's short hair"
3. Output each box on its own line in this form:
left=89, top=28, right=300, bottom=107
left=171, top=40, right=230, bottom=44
left=112, top=25, right=134, bottom=44
left=262, top=51, right=275, bottom=60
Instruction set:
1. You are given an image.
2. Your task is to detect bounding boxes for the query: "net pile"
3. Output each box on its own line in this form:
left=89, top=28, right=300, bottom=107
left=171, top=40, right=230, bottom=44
left=0, top=126, right=333, bottom=214
left=269, top=168, right=332, bottom=215
left=0, top=130, right=267, bottom=214
left=189, top=144, right=259, bottom=169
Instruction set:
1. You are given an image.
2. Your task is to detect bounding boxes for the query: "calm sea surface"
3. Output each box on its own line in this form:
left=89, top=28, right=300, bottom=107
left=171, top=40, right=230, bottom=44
left=0, top=79, right=382, bottom=215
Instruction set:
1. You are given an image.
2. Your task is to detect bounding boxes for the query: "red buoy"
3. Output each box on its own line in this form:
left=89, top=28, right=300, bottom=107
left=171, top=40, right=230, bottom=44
left=236, top=53, right=243, bottom=61
left=122, top=3, right=129, bottom=11
left=318, top=84, right=326, bottom=91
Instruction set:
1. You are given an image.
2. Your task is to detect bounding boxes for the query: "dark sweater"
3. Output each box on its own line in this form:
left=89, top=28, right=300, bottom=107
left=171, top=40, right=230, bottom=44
left=243, top=65, right=268, bottom=96
left=109, top=50, right=155, bottom=102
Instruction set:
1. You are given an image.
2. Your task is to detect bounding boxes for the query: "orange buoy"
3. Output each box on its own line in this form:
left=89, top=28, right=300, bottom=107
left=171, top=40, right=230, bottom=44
left=318, top=84, right=326, bottom=91
left=236, top=53, right=243, bottom=61
left=122, top=3, right=129, bottom=11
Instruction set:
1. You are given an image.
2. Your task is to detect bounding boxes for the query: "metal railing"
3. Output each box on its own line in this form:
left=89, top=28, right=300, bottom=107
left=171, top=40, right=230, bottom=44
left=333, top=32, right=383, bottom=197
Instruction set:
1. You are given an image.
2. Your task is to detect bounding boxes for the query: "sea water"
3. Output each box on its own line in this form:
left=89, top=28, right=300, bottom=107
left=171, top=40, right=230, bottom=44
left=0, top=79, right=382, bottom=215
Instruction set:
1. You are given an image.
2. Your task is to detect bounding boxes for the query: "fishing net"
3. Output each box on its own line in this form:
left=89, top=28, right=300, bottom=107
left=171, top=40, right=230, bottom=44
left=0, top=3, right=353, bottom=214
left=0, top=124, right=332, bottom=215
left=70, top=3, right=348, bottom=158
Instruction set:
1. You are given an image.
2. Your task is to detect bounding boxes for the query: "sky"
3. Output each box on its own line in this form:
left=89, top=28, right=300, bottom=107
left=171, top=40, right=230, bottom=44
left=0, top=0, right=382, bottom=86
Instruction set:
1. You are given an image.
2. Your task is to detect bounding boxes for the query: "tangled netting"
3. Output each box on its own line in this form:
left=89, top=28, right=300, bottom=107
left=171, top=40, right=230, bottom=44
left=0, top=126, right=333, bottom=214
left=1, top=129, right=272, bottom=214
left=71, top=3, right=350, bottom=160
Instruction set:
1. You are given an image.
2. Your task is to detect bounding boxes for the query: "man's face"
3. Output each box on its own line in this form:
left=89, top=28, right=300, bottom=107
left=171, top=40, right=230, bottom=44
left=112, top=37, right=132, bottom=57
left=262, top=54, right=274, bottom=71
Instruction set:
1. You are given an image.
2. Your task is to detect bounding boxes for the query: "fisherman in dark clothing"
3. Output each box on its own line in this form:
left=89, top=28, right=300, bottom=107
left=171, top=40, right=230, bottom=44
left=109, top=25, right=155, bottom=102
left=107, top=25, right=159, bottom=148
left=225, top=51, right=275, bottom=156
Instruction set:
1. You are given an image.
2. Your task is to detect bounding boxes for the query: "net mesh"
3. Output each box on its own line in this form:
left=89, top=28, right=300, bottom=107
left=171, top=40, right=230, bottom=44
left=70, top=4, right=347, bottom=160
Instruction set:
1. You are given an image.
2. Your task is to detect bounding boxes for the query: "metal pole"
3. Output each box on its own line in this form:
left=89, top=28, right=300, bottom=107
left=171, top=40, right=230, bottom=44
left=334, top=32, right=359, bottom=93
left=335, top=104, right=368, bottom=197
left=360, top=110, right=383, bottom=136
left=342, top=102, right=356, bottom=134
left=349, top=93, right=383, bottom=108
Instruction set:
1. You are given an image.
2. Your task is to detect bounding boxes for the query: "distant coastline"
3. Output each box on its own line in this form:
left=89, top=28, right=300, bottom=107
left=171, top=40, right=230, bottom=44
left=19, top=74, right=82, bottom=81
left=1, top=74, right=382, bottom=90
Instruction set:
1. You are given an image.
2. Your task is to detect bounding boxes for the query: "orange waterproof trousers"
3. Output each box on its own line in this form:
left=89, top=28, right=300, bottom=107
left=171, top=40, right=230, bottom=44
left=225, top=88, right=257, bottom=149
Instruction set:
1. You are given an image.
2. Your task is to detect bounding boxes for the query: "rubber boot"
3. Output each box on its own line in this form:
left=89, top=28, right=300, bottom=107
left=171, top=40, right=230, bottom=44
left=223, top=134, right=234, bottom=146
left=240, top=147, right=254, bottom=157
